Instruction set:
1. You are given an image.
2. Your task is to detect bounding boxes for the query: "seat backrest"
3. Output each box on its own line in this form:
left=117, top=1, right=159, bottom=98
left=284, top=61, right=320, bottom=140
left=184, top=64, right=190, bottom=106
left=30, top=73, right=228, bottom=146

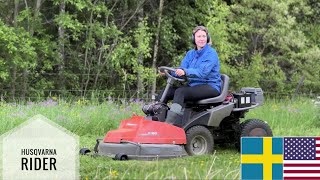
left=196, top=74, right=230, bottom=104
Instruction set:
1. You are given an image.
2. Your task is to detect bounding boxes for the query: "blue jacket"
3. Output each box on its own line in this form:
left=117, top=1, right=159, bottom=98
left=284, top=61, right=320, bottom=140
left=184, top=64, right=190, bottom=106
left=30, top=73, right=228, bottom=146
left=179, top=44, right=221, bottom=93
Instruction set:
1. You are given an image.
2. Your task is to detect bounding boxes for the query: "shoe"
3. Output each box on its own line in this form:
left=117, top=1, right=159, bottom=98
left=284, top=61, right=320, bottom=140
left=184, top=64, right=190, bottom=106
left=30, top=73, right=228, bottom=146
left=165, top=110, right=183, bottom=127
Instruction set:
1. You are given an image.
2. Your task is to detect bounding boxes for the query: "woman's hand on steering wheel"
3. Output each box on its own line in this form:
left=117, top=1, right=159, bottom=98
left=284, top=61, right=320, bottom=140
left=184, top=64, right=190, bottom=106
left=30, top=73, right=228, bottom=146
left=158, top=66, right=186, bottom=82
left=158, top=70, right=166, bottom=76
left=175, top=69, right=185, bottom=76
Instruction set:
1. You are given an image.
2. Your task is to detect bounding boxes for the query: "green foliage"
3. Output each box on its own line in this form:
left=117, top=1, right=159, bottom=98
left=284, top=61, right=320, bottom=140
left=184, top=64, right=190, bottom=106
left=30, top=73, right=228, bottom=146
left=0, top=0, right=319, bottom=100
left=54, top=13, right=83, bottom=40
left=132, top=19, right=154, bottom=85
left=109, top=19, right=154, bottom=92
left=0, top=20, right=37, bottom=79
left=207, top=0, right=320, bottom=93
left=157, top=18, right=179, bottom=61
left=235, top=53, right=263, bottom=88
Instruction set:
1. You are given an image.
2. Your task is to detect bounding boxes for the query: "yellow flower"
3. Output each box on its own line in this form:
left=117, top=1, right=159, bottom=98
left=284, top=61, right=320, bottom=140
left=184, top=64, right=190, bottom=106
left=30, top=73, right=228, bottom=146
left=271, top=104, right=278, bottom=111
left=110, top=170, right=119, bottom=178
left=77, top=99, right=82, bottom=105
left=200, top=160, right=205, bottom=166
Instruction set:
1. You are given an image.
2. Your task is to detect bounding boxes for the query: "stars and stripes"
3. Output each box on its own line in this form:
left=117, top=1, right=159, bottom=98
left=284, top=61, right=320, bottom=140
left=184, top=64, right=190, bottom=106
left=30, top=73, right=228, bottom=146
left=283, top=137, right=320, bottom=180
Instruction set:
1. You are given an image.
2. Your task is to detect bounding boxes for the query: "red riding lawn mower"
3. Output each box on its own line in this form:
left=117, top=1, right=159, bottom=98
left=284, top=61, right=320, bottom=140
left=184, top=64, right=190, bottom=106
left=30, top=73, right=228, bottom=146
left=80, top=66, right=273, bottom=160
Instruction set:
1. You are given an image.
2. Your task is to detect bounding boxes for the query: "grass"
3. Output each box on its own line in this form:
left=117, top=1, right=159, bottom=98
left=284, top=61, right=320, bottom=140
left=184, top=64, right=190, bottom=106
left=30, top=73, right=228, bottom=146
left=0, top=97, right=319, bottom=179
left=245, top=97, right=320, bottom=136
left=79, top=148, right=240, bottom=179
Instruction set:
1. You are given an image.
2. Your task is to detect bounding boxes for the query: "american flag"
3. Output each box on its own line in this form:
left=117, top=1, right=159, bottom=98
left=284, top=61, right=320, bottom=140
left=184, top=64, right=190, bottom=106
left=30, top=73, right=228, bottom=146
left=283, top=137, right=320, bottom=180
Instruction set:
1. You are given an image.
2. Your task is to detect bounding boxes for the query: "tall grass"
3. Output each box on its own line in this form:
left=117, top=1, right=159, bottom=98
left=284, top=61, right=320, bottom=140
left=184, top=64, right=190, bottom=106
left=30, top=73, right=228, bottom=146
left=0, top=97, right=318, bottom=179
left=0, top=99, right=142, bottom=136
left=245, top=97, right=320, bottom=136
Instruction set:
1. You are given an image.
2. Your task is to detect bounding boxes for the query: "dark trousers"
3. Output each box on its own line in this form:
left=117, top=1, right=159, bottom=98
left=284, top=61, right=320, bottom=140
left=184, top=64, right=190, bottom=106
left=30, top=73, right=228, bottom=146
left=157, top=84, right=220, bottom=106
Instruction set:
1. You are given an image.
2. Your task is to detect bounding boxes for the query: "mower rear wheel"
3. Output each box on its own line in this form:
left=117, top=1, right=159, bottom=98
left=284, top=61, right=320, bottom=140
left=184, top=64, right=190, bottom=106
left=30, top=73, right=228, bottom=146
left=235, top=119, right=272, bottom=151
left=185, top=126, right=214, bottom=155
left=241, top=119, right=273, bottom=137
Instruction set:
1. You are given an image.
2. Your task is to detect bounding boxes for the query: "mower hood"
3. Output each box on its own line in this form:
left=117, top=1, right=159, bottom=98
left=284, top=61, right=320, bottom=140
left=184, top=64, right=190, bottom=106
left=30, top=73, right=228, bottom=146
left=103, top=115, right=186, bottom=144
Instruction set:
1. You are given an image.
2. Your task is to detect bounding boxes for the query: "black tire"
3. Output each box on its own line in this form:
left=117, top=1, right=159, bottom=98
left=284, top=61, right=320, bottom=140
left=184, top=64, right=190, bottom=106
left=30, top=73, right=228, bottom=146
left=241, top=119, right=273, bottom=137
left=185, top=126, right=214, bottom=155
left=235, top=119, right=272, bottom=151
left=79, top=148, right=91, bottom=155
left=113, top=153, right=128, bottom=161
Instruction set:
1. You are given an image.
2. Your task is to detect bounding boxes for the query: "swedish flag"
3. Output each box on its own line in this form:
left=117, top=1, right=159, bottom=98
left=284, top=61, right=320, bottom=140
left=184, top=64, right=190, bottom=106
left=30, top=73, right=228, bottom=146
left=241, top=137, right=283, bottom=180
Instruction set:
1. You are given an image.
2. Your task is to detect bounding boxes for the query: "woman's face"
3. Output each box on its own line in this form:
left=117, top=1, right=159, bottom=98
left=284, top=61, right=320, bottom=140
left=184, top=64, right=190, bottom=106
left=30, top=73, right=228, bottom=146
left=194, top=30, right=207, bottom=49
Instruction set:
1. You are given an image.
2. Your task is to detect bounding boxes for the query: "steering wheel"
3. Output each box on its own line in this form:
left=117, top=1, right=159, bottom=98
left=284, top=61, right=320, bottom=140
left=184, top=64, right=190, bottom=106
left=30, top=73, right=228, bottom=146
left=158, top=66, right=186, bottom=82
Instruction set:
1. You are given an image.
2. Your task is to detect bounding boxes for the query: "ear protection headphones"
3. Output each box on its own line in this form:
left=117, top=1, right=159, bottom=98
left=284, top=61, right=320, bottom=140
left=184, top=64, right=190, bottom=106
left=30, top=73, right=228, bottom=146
left=191, top=26, right=211, bottom=45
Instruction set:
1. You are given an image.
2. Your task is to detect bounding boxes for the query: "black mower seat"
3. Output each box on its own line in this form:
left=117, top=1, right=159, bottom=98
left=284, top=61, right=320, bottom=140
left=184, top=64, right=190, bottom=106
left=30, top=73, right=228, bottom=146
left=196, top=74, right=230, bottom=105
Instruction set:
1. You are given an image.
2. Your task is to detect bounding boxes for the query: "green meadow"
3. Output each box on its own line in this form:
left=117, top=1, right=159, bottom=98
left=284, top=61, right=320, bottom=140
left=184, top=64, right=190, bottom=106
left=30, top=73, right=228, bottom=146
left=0, top=98, right=319, bottom=179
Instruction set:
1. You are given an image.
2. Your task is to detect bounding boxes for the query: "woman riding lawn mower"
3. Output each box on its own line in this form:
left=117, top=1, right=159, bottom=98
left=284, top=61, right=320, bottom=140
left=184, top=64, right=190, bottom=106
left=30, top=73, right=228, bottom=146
left=80, top=67, right=272, bottom=160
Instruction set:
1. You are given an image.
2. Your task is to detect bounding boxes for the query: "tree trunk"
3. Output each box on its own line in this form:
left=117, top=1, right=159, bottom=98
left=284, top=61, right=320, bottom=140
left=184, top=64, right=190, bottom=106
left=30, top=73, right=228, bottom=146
left=93, top=0, right=108, bottom=89
left=93, top=0, right=119, bottom=90
left=136, top=7, right=144, bottom=99
left=58, top=0, right=66, bottom=94
left=21, top=0, right=41, bottom=100
left=295, top=75, right=305, bottom=96
left=30, top=0, right=41, bottom=36
left=151, top=0, right=164, bottom=101
left=82, top=8, right=94, bottom=97
left=93, top=38, right=104, bottom=89
left=21, top=0, right=29, bottom=101
left=11, top=0, right=19, bottom=100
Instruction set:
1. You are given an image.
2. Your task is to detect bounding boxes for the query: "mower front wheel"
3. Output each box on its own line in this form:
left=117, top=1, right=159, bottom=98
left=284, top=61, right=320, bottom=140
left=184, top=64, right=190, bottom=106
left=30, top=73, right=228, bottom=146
left=79, top=148, right=91, bottom=155
left=113, top=153, right=129, bottom=161
left=185, top=126, right=214, bottom=156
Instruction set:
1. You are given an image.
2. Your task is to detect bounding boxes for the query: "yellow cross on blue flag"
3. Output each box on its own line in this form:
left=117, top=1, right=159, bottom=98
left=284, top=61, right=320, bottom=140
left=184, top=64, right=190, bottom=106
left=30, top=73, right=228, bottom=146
left=241, top=137, right=320, bottom=180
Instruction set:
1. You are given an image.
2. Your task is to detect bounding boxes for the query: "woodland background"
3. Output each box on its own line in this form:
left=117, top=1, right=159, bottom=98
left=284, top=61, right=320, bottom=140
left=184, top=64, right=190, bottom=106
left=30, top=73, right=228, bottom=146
left=0, top=0, right=319, bottom=101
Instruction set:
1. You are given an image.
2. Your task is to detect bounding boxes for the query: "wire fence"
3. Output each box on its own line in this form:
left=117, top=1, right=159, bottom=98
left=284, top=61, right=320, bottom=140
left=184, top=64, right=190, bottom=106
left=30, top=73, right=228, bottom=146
left=2, top=72, right=319, bottom=102
left=0, top=88, right=319, bottom=103
left=0, top=88, right=161, bottom=103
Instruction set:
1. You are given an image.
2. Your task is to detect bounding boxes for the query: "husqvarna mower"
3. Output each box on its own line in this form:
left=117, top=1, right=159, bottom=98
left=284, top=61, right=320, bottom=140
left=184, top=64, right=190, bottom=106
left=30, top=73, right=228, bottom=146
left=80, top=66, right=273, bottom=160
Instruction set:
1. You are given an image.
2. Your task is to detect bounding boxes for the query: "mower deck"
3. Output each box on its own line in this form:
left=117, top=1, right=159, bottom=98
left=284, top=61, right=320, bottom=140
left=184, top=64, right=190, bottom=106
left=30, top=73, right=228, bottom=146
left=97, top=140, right=187, bottom=160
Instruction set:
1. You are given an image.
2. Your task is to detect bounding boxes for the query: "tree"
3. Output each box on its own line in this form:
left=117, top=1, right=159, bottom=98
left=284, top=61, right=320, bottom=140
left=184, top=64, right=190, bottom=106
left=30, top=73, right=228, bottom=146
left=151, top=0, right=164, bottom=99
